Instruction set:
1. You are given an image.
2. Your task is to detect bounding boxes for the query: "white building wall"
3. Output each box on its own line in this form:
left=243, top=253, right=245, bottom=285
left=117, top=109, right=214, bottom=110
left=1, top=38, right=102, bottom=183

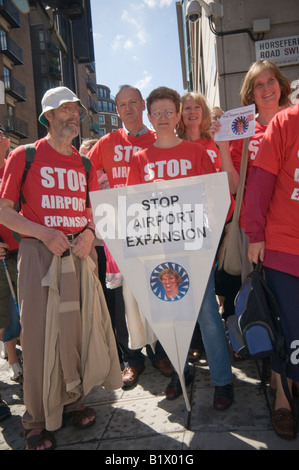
left=181, top=0, right=299, bottom=111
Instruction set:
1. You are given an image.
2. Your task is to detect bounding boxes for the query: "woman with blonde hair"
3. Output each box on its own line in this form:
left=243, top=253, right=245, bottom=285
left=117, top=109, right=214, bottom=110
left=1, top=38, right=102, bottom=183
left=177, top=92, right=231, bottom=365
left=177, top=92, right=221, bottom=172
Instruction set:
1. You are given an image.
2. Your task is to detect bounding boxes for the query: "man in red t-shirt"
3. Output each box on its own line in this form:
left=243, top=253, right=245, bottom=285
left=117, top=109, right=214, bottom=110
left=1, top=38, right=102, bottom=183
left=88, top=86, right=156, bottom=188
left=0, top=87, right=121, bottom=449
left=89, top=85, right=174, bottom=389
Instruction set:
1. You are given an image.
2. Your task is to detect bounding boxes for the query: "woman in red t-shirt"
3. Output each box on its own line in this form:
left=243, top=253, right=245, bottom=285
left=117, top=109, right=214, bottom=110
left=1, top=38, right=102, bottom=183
left=177, top=92, right=221, bottom=172
left=245, top=104, right=299, bottom=440
left=176, top=92, right=222, bottom=360
left=177, top=93, right=238, bottom=327
left=211, top=59, right=291, bottom=281
left=127, top=86, right=234, bottom=410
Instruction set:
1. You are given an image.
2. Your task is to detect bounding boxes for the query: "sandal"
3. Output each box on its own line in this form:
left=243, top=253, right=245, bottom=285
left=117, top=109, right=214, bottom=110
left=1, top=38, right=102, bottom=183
left=63, top=406, right=96, bottom=429
left=25, top=429, right=56, bottom=450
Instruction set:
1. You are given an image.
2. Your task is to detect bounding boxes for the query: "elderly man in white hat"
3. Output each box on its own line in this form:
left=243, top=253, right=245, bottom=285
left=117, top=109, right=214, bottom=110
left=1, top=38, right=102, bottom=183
left=0, top=86, right=122, bottom=450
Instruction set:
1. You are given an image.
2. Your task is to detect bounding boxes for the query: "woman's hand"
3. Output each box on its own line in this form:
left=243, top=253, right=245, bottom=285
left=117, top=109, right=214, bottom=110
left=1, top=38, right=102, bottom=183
left=248, top=241, right=265, bottom=264
left=209, top=119, right=221, bottom=141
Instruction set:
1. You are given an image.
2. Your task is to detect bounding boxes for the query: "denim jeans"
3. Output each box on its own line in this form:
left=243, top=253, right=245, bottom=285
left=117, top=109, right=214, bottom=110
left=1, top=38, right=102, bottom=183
left=2, top=295, right=21, bottom=342
left=197, top=269, right=233, bottom=386
left=264, top=266, right=299, bottom=382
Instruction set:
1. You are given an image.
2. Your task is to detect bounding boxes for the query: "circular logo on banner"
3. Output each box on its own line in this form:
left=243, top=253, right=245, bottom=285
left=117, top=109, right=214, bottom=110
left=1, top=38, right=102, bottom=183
left=150, top=262, right=190, bottom=302
left=232, top=116, right=249, bottom=135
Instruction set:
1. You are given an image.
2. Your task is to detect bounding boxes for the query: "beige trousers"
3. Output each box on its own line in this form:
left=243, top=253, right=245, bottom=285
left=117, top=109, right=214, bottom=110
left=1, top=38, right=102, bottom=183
left=18, top=238, right=84, bottom=430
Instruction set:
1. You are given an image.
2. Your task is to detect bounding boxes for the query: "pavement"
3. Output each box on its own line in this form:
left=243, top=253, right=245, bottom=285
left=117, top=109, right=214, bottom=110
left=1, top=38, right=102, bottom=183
left=0, top=343, right=299, bottom=452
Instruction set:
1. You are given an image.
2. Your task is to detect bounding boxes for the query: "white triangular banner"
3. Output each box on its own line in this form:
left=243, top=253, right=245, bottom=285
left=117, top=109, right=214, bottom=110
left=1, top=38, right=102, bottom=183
left=90, top=173, right=230, bottom=410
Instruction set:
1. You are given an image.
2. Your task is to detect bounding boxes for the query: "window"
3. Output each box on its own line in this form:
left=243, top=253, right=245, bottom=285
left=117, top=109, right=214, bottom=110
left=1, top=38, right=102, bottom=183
left=111, top=116, right=118, bottom=126
left=39, top=30, right=46, bottom=50
left=8, top=105, right=14, bottom=118
left=42, top=79, right=51, bottom=93
left=7, top=104, right=15, bottom=130
left=0, top=30, right=7, bottom=51
left=99, top=115, right=105, bottom=124
left=3, top=66, right=11, bottom=90
left=99, top=128, right=106, bottom=137
left=98, top=87, right=107, bottom=98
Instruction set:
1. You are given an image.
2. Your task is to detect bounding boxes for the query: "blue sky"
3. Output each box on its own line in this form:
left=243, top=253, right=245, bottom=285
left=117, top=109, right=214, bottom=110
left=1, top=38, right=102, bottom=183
left=90, top=0, right=186, bottom=105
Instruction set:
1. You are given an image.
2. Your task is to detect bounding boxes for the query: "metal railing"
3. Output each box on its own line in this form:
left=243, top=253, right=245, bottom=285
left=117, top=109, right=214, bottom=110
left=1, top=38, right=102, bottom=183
left=0, top=0, right=20, bottom=28
left=4, top=115, right=29, bottom=138
left=3, top=75, right=26, bottom=101
left=89, top=120, right=100, bottom=134
left=0, top=31, right=23, bottom=65
left=88, top=96, right=98, bottom=114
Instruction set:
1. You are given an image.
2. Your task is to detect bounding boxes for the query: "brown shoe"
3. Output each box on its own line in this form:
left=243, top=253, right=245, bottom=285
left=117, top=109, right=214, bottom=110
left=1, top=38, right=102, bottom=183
left=154, top=358, right=174, bottom=377
left=122, top=365, right=145, bottom=389
left=272, top=407, right=296, bottom=440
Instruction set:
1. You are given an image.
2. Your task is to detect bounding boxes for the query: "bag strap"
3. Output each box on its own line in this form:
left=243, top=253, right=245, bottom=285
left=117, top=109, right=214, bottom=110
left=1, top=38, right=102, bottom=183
left=20, top=143, right=36, bottom=205
left=80, top=154, right=91, bottom=207
left=232, top=137, right=249, bottom=222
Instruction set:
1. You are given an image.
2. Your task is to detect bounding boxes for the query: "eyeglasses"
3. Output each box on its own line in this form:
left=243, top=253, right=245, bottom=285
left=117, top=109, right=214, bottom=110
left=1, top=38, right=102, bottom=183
left=151, top=109, right=176, bottom=119
left=59, top=103, right=82, bottom=117
left=0, top=133, right=7, bottom=140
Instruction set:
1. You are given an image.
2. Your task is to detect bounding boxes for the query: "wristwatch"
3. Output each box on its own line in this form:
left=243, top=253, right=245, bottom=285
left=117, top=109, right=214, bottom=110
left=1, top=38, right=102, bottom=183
left=85, top=226, right=96, bottom=237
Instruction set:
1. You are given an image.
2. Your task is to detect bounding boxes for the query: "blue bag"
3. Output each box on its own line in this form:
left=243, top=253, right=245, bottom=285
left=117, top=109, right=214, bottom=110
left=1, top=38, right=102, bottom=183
left=232, top=261, right=285, bottom=360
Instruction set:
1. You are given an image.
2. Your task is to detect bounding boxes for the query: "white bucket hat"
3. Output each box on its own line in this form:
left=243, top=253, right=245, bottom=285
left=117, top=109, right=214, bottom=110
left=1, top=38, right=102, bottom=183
left=39, top=86, right=87, bottom=127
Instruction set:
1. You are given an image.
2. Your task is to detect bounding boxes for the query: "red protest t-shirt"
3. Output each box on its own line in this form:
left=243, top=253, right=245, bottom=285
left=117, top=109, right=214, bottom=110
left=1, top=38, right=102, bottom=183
left=127, top=140, right=234, bottom=265
left=230, top=121, right=268, bottom=227
left=252, top=104, right=299, bottom=256
left=0, top=138, right=99, bottom=234
left=230, top=121, right=268, bottom=173
left=196, top=138, right=221, bottom=172
left=88, top=128, right=156, bottom=188
left=0, top=166, right=19, bottom=251
left=126, top=140, right=216, bottom=185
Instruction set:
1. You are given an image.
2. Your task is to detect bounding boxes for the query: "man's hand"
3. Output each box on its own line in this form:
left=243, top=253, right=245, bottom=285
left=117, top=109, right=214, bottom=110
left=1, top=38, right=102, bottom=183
left=71, top=228, right=94, bottom=259
left=0, top=241, right=9, bottom=260
left=39, top=227, right=70, bottom=257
